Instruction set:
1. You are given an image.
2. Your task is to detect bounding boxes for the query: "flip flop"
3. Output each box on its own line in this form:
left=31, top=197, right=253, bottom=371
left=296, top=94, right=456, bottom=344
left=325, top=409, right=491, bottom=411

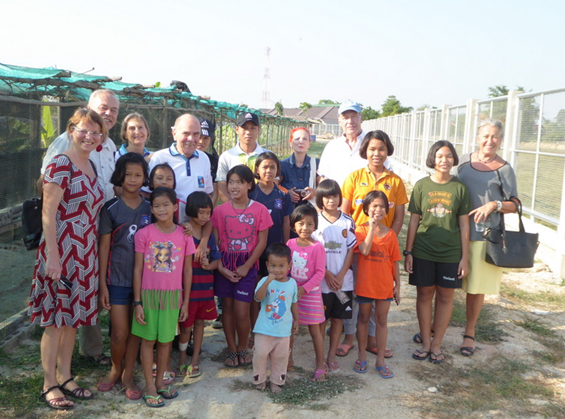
left=429, top=351, right=446, bottom=364
left=365, top=347, right=393, bottom=358
left=157, top=386, right=178, bottom=400
left=125, top=388, right=142, bottom=400
left=97, top=378, right=120, bottom=392
left=238, top=350, right=252, bottom=367
left=413, top=330, right=434, bottom=344
left=376, top=365, right=395, bottom=379
left=412, top=349, right=430, bottom=360
left=336, top=343, right=355, bottom=357
left=326, top=360, right=340, bottom=372
left=312, top=368, right=327, bottom=382
left=185, top=365, right=202, bottom=378
left=224, top=352, right=239, bottom=368
left=143, top=394, right=164, bottom=408
left=460, top=335, right=476, bottom=357
left=353, top=359, right=368, bottom=374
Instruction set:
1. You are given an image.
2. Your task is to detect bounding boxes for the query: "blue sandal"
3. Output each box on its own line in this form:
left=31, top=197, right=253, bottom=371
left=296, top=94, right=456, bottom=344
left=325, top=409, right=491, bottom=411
left=353, top=359, right=368, bottom=374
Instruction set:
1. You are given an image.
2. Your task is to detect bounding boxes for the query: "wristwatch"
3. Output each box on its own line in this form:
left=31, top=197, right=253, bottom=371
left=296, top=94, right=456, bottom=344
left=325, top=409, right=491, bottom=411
left=495, top=200, right=503, bottom=212
left=403, top=250, right=412, bottom=256
left=133, top=300, right=142, bottom=306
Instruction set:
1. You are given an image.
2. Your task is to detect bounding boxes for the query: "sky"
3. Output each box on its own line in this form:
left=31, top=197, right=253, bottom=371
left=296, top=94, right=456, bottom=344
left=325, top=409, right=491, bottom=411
left=2, top=0, right=564, bottom=112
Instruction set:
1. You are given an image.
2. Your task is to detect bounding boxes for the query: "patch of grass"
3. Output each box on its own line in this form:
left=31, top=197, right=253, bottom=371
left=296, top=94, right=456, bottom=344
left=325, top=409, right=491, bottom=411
left=450, top=297, right=505, bottom=343
left=515, top=318, right=556, bottom=338
left=0, top=372, right=43, bottom=418
left=500, top=283, right=565, bottom=308
left=411, top=355, right=558, bottom=418
left=516, top=318, right=565, bottom=364
left=307, top=140, right=327, bottom=159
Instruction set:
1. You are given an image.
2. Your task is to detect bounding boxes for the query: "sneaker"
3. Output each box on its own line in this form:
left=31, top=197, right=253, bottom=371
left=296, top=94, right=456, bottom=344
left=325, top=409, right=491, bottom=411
left=212, top=314, right=223, bottom=329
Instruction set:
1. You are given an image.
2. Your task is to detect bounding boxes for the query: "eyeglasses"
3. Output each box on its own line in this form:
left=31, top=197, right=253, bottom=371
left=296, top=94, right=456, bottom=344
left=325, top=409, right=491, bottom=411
left=74, top=128, right=104, bottom=139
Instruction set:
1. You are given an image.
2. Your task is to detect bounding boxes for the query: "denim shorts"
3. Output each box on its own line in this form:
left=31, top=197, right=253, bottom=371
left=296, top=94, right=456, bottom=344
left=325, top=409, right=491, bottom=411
left=108, top=284, right=134, bottom=305
left=355, top=295, right=394, bottom=304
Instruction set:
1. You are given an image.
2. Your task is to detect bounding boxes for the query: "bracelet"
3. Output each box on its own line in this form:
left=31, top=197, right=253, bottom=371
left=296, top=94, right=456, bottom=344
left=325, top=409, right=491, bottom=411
left=133, top=300, right=142, bottom=306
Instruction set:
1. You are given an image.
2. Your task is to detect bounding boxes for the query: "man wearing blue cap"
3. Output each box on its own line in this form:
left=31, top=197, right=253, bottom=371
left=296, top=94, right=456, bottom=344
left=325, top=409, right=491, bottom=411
left=318, top=101, right=391, bottom=187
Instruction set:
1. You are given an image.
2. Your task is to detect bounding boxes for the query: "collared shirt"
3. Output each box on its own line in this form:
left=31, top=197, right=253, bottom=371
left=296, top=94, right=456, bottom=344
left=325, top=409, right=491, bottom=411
left=40, top=131, right=117, bottom=202
left=341, top=166, right=408, bottom=227
left=114, top=144, right=151, bottom=162
left=318, top=130, right=392, bottom=188
left=280, top=153, right=319, bottom=191
left=146, top=144, right=214, bottom=201
left=216, top=142, right=269, bottom=182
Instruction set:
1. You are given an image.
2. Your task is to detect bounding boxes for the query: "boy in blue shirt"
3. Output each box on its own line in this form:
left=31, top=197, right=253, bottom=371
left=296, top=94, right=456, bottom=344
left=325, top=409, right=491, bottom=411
left=252, top=243, right=298, bottom=393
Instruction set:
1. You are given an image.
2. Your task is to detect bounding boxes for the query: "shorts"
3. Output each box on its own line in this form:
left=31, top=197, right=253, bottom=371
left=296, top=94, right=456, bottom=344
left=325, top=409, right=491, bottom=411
left=214, top=268, right=258, bottom=303
left=131, top=306, right=179, bottom=343
left=179, top=300, right=217, bottom=328
left=322, top=291, right=353, bottom=320
left=463, top=241, right=503, bottom=295
left=107, top=284, right=133, bottom=305
left=409, top=256, right=462, bottom=289
left=355, top=295, right=394, bottom=304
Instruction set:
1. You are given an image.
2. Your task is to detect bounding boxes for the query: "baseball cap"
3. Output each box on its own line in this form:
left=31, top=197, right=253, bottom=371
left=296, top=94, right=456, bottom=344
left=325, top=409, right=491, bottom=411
left=236, top=112, right=260, bottom=127
left=200, top=118, right=213, bottom=137
left=338, top=100, right=362, bottom=114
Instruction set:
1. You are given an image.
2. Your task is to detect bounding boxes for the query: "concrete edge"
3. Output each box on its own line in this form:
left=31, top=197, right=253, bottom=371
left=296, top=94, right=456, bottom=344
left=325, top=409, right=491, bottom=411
left=0, top=308, right=38, bottom=353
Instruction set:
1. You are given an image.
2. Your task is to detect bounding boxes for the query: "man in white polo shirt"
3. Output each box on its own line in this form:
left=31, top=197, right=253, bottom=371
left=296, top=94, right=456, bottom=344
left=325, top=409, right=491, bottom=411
left=216, top=112, right=268, bottom=203
left=318, top=100, right=391, bottom=187
left=148, top=113, right=213, bottom=220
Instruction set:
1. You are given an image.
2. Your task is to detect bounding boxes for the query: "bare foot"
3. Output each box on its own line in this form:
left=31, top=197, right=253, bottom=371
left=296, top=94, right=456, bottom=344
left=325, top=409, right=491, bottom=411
left=270, top=382, right=282, bottom=393
left=255, top=381, right=266, bottom=391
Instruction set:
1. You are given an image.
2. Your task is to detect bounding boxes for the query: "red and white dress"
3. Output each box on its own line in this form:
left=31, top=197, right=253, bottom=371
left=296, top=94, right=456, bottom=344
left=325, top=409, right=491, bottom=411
left=29, top=155, right=104, bottom=328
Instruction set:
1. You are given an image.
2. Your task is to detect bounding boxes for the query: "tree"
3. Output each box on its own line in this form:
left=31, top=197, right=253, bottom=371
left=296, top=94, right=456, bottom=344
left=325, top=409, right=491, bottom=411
left=317, top=99, right=340, bottom=106
left=361, top=106, right=380, bottom=120
left=380, top=95, right=412, bottom=117
left=488, top=85, right=525, bottom=97
left=275, top=101, right=284, bottom=116
left=299, top=102, right=312, bottom=113
left=416, top=104, right=437, bottom=111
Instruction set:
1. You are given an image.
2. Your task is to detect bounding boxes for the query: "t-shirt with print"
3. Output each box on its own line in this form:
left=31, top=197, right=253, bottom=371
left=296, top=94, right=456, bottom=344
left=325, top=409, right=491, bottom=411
left=211, top=200, right=273, bottom=271
left=190, top=234, right=221, bottom=301
left=354, top=226, right=401, bottom=300
left=99, top=196, right=152, bottom=287
left=134, top=224, right=196, bottom=310
left=250, top=184, right=293, bottom=256
left=342, top=166, right=408, bottom=227
left=408, top=176, right=471, bottom=263
left=253, top=277, right=298, bottom=337
left=312, top=211, right=356, bottom=293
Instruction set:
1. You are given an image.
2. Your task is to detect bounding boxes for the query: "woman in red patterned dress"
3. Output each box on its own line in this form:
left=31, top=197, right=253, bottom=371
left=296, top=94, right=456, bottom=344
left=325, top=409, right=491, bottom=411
left=29, top=108, right=107, bottom=410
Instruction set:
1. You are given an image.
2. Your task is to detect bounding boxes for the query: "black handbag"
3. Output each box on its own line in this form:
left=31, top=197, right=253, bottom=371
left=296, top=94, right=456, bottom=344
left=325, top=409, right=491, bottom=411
left=22, top=197, right=43, bottom=250
left=483, top=172, right=540, bottom=268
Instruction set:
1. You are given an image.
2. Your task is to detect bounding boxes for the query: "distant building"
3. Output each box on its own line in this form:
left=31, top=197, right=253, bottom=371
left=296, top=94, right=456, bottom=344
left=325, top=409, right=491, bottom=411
left=261, top=105, right=339, bottom=125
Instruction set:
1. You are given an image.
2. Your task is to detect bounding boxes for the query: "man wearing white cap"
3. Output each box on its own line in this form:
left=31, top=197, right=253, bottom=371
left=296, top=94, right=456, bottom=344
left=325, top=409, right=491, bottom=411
left=318, top=100, right=391, bottom=187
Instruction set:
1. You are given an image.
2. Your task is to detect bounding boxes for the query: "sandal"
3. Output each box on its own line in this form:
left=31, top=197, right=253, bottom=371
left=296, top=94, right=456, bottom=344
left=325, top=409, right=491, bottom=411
left=125, top=387, right=143, bottom=400
left=353, top=359, right=368, bottom=374
left=412, top=349, right=430, bottom=361
left=376, top=365, right=395, bottom=379
left=142, top=394, right=164, bottom=408
left=185, top=365, right=202, bottom=378
left=177, top=364, right=188, bottom=376
left=365, top=347, right=393, bottom=358
left=326, top=360, right=340, bottom=372
left=39, top=385, right=74, bottom=410
left=413, top=330, right=434, bottom=344
left=429, top=351, right=446, bottom=364
left=60, top=377, right=94, bottom=400
left=157, top=386, right=178, bottom=400
left=460, top=335, right=476, bottom=357
left=312, top=368, right=327, bottom=382
left=97, top=377, right=120, bottom=392
left=85, top=354, right=111, bottom=366
left=238, top=350, right=252, bottom=367
left=335, top=343, right=355, bottom=357
left=224, top=352, right=239, bottom=368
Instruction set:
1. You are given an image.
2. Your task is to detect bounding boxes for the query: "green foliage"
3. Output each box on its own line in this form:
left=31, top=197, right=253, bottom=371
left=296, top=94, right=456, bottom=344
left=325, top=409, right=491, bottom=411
left=317, top=99, right=340, bottom=106
left=488, top=85, right=526, bottom=97
left=380, top=95, right=413, bottom=117
left=299, top=102, right=312, bottom=112
left=361, top=105, right=380, bottom=120
left=416, top=104, right=437, bottom=111
left=274, top=101, right=284, bottom=116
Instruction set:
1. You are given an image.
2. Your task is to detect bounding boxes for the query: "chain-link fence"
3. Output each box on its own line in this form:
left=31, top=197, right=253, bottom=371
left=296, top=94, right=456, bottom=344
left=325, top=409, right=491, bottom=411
left=363, top=89, right=565, bottom=278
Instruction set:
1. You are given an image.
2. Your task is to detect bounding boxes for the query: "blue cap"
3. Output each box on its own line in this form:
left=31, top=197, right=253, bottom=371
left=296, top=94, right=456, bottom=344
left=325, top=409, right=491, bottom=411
left=338, top=100, right=362, bottom=114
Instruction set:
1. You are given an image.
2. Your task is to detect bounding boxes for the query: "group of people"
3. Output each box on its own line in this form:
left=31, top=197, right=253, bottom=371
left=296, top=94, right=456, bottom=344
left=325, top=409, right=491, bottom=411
left=29, top=91, right=519, bottom=410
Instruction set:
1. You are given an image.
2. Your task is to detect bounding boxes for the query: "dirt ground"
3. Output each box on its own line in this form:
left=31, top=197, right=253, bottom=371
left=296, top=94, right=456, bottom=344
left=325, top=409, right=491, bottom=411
left=3, top=258, right=564, bottom=419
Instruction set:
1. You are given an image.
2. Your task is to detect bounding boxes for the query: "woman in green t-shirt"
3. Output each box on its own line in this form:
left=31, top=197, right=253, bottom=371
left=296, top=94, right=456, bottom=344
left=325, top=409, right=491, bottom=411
left=404, top=141, right=471, bottom=364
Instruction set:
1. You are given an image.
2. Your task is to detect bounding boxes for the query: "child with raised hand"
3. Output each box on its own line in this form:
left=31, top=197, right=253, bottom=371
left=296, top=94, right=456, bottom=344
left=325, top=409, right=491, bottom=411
left=286, top=204, right=327, bottom=381
left=132, top=187, right=195, bottom=408
left=405, top=141, right=470, bottom=364
left=249, top=152, right=293, bottom=338
left=312, top=180, right=356, bottom=373
left=252, top=243, right=298, bottom=393
left=354, top=191, right=401, bottom=378
left=97, top=153, right=151, bottom=400
left=211, top=165, right=273, bottom=368
left=178, top=191, right=221, bottom=378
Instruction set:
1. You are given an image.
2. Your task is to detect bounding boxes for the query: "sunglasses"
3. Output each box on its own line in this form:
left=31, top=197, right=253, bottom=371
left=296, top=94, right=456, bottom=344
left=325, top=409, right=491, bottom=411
left=59, top=276, right=73, bottom=291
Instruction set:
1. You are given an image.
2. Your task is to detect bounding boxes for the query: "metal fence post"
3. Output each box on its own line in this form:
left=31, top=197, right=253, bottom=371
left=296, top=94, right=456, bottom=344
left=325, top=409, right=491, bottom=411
left=463, top=99, right=478, bottom=154
left=503, top=90, right=520, bottom=165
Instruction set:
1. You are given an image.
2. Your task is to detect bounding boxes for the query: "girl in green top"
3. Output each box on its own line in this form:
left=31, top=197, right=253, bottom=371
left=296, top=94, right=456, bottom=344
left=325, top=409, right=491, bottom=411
left=404, top=141, right=471, bottom=364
